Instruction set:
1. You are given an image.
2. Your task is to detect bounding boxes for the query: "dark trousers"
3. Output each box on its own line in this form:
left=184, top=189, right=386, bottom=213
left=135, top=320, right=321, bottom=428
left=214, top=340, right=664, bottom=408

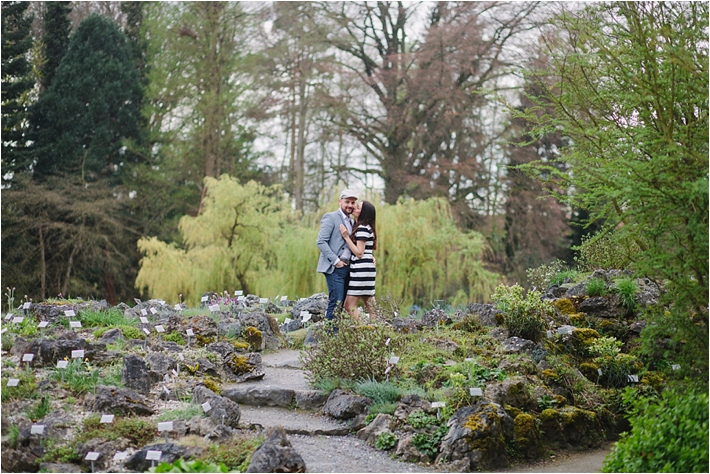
left=324, top=265, right=349, bottom=321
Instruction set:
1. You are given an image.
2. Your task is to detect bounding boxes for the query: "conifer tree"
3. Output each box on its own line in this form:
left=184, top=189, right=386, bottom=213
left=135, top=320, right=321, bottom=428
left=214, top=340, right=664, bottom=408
left=1, top=1, right=35, bottom=178
left=29, top=13, right=142, bottom=181
left=39, top=1, right=71, bottom=91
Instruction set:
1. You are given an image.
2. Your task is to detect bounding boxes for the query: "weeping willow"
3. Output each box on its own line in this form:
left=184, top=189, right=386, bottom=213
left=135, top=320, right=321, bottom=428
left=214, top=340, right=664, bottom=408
left=136, top=179, right=499, bottom=306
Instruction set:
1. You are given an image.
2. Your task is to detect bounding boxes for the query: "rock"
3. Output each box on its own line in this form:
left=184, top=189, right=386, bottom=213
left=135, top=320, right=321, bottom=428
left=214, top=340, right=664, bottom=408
left=294, top=390, right=329, bottom=410
left=322, top=389, right=370, bottom=420
left=280, top=319, right=303, bottom=333
left=32, top=300, right=109, bottom=323
left=16, top=338, right=107, bottom=367
left=578, top=296, right=621, bottom=318
left=207, top=341, right=236, bottom=360
left=2, top=449, right=39, bottom=472
left=217, top=319, right=243, bottom=339
left=396, top=434, right=430, bottom=463
left=187, top=315, right=219, bottom=344
left=391, top=317, right=419, bottom=333
left=356, top=413, right=395, bottom=444
left=246, top=426, right=306, bottom=473
left=501, top=336, right=535, bottom=354
left=541, top=285, right=568, bottom=300
left=223, top=386, right=295, bottom=407
left=290, top=293, right=328, bottom=322
left=195, top=357, right=220, bottom=377
left=538, top=406, right=604, bottom=449
left=98, top=328, right=124, bottom=344
left=484, top=376, right=536, bottom=411
left=513, top=413, right=543, bottom=458
left=84, top=385, right=155, bottom=416
left=121, top=354, right=152, bottom=394
left=223, top=352, right=265, bottom=383
left=466, top=303, right=504, bottom=326
left=488, top=326, right=509, bottom=341
left=636, top=278, right=661, bottom=306
left=629, top=320, right=646, bottom=334
left=497, top=356, right=537, bottom=376
left=237, top=312, right=283, bottom=350
left=186, top=415, right=233, bottom=441
left=393, top=394, right=433, bottom=421
left=39, top=463, right=80, bottom=473
left=421, top=308, right=451, bottom=328
left=565, top=282, right=588, bottom=297
left=146, top=352, right=176, bottom=375
left=192, top=385, right=241, bottom=428
left=79, top=438, right=130, bottom=472
left=435, top=401, right=514, bottom=470
left=125, top=443, right=202, bottom=472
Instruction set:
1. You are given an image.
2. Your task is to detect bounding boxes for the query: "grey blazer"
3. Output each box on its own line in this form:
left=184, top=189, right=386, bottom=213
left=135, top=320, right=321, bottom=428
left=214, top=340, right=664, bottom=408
left=316, top=210, right=349, bottom=274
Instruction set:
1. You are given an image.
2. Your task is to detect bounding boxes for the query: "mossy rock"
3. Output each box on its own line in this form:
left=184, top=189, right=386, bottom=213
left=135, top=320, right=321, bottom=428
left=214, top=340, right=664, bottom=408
left=232, top=340, right=250, bottom=352
left=640, top=371, right=665, bottom=391
left=226, top=354, right=254, bottom=376
left=504, top=405, right=523, bottom=419
left=243, top=326, right=263, bottom=351
left=552, top=298, right=576, bottom=315
left=513, top=413, right=543, bottom=459
left=203, top=375, right=222, bottom=394
left=538, top=406, right=604, bottom=449
left=579, top=361, right=600, bottom=381
left=569, top=313, right=586, bottom=324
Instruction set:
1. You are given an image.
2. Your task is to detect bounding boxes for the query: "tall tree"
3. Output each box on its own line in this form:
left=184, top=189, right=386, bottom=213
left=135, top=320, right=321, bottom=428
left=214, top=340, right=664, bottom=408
left=312, top=1, right=539, bottom=224
left=29, top=13, right=142, bottom=181
left=1, top=1, right=35, bottom=179
left=39, top=1, right=71, bottom=91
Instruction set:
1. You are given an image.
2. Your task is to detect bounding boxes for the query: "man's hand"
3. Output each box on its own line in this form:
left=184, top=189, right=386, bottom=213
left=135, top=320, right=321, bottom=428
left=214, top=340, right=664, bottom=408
left=334, top=259, right=347, bottom=268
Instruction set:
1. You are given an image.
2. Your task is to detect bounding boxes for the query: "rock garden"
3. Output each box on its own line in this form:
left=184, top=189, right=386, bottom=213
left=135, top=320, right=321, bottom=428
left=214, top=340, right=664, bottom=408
left=0, top=270, right=695, bottom=472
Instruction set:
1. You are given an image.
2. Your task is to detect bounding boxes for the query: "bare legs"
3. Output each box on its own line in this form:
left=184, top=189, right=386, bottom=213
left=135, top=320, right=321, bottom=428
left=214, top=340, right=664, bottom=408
left=344, top=295, right=376, bottom=323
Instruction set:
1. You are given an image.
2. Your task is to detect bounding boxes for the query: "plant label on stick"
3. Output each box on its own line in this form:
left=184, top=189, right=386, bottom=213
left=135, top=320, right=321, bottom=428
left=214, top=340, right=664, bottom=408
left=202, top=402, right=212, bottom=412
left=178, top=353, right=184, bottom=361
left=38, top=321, right=49, bottom=328
left=547, top=330, right=552, bottom=338
left=627, top=374, right=639, bottom=383
left=71, top=349, right=85, bottom=359
left=134, top=298, right=142, bottom=305
left=259, top=298, right=268, bottom=304
left=158, top=421, right=173, bottom=432
left=100, top=414, right=114, bottom=424
left=388, top=356, right=400, bottom=365
left=4, top=313, right=13, bottom=321
left=146, top=450, right=162, bottom=461
left=141, top=309, right=148, bottom=316
left=30, top=424, right=45, bottom=435
left=57, top=360, right=68, bottom=369
left=150, top=308, right=158, bottom=315
left=1, top=328, right=6, bottom=335
left=201, top=296, right=209, bottom=303
left=174, top=304, right=182, bottom=311
left=12, top=316, right=24, bottom=324
left=234, top=290, right=243, bottom=296
left=672, top=364, right=681, bottom=371
left=302, top=313, right=312, bottom=323
left=114, top=452, right=128, bottom=461
left=155, top=325, right=165, bottom=333
left=431, top=401, right=446, bottom=408
left=7, top=378, right=19, bottom=387
left=470, top=387, right=483, bottom=397
left=22, top=353, right=34, bottom=362
left=140, top=317, right=149, bottom=324
left=143, top=328, right=150, bottom=336
left=237, top=295, right=245, bottom=302
left=23, top=302, right=31, bottom=309
left=385, top=338, right=391, bottom=346
left=186, top=328, right=194, bottom=337
left=64, top=310, right=75, bottom=317
left=208, top=304, right=220, bottom=312
left=70, top=321, right=81, bottom=329
left=85, top=452, right=100, bottom=461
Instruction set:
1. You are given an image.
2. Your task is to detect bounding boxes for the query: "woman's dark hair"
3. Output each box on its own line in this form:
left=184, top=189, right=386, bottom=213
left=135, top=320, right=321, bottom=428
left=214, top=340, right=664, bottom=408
left=352, top=200, right=377, bottom=250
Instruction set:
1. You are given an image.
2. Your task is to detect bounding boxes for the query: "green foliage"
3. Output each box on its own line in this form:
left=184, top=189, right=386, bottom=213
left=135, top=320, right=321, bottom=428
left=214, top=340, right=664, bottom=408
left=603, top=388, right=709, bottom=473
left=301, top=320, right=400, bottom=384
left=353, top=378, right=403, bottom=406
left=526, top=259, right=569, bottom=290
left=199, top=435, right=263, bottom=472
left=492, top=284, right=552, bottom=342
left=80, top=309, right=137, bottom=328
left=585, top=278, right=608, bottom=297
left=152, top=459, right=229, bottom=473
left=517, top=2, right=708, bottom=381
left=614, top=278, right=637, bottom=314
left=6, top=424, right=19, bottom=449
left=98, top=362, right=124, bottom=387
left=589, top=337, right=623, bottom=359
left=43, top=442, right=82, bottom=464
left=157, top=404, right=203, bottom=422
left=411, top=425, right=447, bottom=458
left=25, top=397, right=51, bottom=422
left=50, top=358, right=99, bottom=395
left=2, top=369, right=38, bottom=400
left=79, top=415, right=157, bottom=447
left=407, top=410, right=439, bottom=429
left=14, top=315, right=38, bottom=337
left=374, top=432, right=398, bottom=451
left=164, top=331, right=186, bottom=345
left=551, top=269, right=579, bottom=287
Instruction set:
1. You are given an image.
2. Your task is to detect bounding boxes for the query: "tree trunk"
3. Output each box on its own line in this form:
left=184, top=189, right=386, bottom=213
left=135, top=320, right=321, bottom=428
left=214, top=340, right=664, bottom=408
left=39, top=225, right=46, bottom=300
left=61, top=244, right=78, bottom=297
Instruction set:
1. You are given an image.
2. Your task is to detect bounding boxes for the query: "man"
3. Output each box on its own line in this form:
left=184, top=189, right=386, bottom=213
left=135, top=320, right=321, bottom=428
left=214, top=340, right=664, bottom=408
left=316, top=189, right=358, bottom=321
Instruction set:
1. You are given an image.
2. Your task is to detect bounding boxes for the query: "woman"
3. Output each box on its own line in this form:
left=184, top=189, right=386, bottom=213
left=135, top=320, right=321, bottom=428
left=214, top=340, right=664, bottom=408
left=339, top=200, right=377, bottom=322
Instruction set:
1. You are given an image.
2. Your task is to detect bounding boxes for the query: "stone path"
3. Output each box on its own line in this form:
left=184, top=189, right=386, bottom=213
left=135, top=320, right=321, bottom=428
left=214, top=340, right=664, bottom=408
left=226, top=349, right=610, bottom=473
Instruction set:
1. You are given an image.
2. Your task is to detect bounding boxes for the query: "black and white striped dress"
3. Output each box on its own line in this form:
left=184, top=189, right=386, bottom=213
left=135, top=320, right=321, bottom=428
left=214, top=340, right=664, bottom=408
left=347, top=224, right=376, bottom=296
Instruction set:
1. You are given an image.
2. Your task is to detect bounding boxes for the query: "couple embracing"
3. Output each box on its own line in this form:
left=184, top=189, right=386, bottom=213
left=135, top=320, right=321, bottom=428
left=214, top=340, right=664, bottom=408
left=316, top=189, right=377, bottom=324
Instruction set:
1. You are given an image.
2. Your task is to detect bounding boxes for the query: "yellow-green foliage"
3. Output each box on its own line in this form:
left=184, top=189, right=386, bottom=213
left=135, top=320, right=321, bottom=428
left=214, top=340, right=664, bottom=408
left=232, top=341, right=250, bottom=352
left=135, top=183, right=501, bottom=306
left=203, top=375, right=221, bottom=394
left=514, top=413, right=543, bottom=458
left=579, top=362, right=600, bottom=381
left=552, top=298, right=576, bottom=315
left=569, top=313, right=586, bottom=324
left=227, top=355, right=253, bottom=376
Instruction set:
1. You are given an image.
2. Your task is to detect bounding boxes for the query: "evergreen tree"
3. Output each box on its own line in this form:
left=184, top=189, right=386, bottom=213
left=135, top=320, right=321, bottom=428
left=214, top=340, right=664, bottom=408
left=39, top=1, right=71, bottom=91
left=29, top=13, right=142, bottom=181
left=1, top=1, right=35, bottom=178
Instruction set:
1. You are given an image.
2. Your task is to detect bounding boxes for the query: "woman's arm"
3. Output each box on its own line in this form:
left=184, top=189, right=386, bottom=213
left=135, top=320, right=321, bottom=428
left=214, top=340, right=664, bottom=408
left=339, top=224, right=366, bottom=258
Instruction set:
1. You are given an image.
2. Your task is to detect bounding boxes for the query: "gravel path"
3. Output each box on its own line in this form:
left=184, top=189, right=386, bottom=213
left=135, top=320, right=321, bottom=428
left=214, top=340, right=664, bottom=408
left=235, top=349, right=611, bottom=473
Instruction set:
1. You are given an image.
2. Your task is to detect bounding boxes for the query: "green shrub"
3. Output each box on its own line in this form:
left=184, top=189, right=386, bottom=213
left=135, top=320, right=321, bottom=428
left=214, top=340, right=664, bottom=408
left=79, top=415, right=157, bottom=447
left=164, top=331, right=186, bottom=345
left=492, top=284, right=552, bottom=342
left=585, top=278, right=608, bottom=297
left=199, top=435, right=263, bottom=472
left=80, top=308, right=137, bottom=328
left=593, top=353, right=643, bottom=389
left=550, top=269, right=580, bottom=287
left=411, top=426, right=447, bottom=458
left=526, top=259, right=567, bottom=290
left=2, top=370, right=39, bottom=400
left=367, top=401, right=398, bottom=416
left=43, top=442, right=82, bottom=463
left=1, top=332, right=15, bottom=351
left=301, top=319, right=401, bottom=383
left=407, top=410, right=439, bottom=429
left=94, top=324, right=144, bottom=340
left=615, top=278, right=638, bottom=313
left=50, top=358, right=99, bottom=395
left=6, top=425, right=19, bottom=449
left=574, top=232, right=640, bottom=271
left=374, top=432, right=398, bottom=450
left=25, top=396, right=51, bottom=421
left=157, top=404, right=203, bottom=422
left=152, top=459, right=229, bottom=473
left=354, top=378, right=403, bottom=405
left=603, top=388, right=709, bottom=473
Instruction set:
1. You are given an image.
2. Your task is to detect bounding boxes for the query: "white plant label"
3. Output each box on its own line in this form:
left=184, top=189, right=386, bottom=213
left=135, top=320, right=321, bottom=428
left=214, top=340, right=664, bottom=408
left=71, top=349, right=85, bottom=359
left=672, top=364, right=681, bottom=371
left=627, top=374, right=639, bottom=383
left=388, top=356, right=400, bottom=365
left=140, top=317, right=149, bottom=324
left=259, top=298, right=268, bottom=304
left=23, top=302, right=31, bottom=309
left=100, top=414, right=114, bottom=423
left=114, top=452, right=128, bottom=461
left=283, top=318, right=292, bottom=324
left=64, top=310, right=76, bottom=317
left=141, top=309, right=148, bottom=316
left=384, top=366, right=392, bottom=375
left=155, top=325, right=165, bottom=333
left=22, top=353, right=34, bottom=362
left=38, top=321, right=49, bottom=328
left=85, top=452, right=100, bottom=461
left=186, top=328, right=194, bottom=337
left=201, top=296, right=209, bottom=303
left=7, top=378, right=19, bottom=387
left=470, top=387, right=483, bottom=397
left=158, top=422, right=174, bottom=432
left=4, top=313, right=13, bottom=321
left=280, top=296, right=287, bottom=301
left=143, top=328, right=150, bottom=335
left=146, top=450, right=162, bottom=461
left=174, top=304, right=182, bottom=311
left=30, top=425, right=45, bottom=435
left=237, top=295, right=245, bottom=302
left=178, top=353, right=185, bottom=361
left=209, top=304, right=220, bottom=312
left=546, top=330, right=553, bottom=338
left=172, top=369, right=178, bottom=377
left=150, top=308, right=158, bottom=315
left=134, top=298, right=142, bottom=304
left=1, top=328, right=6, bottom=334
left=12, top=317, right=24, bottom=324
left=202, top=402, right=212, bottom=412
left=431, top=401, right=446, bottom=408
left=57, top=361, right=68, bottom=369
left=234, top=290, right=243, bottom=296
left=70, top=321, right=81, bottom=329
left=385, top=338, right=391, bottom=346
left=302, top=313, right=312, bottom=323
